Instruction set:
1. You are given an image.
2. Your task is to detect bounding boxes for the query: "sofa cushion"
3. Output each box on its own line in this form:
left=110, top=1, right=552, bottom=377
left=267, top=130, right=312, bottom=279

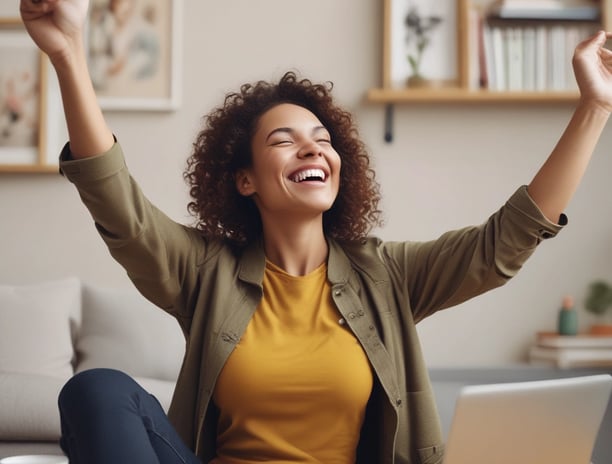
left=0, top=374, right=174, bottom=442
left=0, top=372, right=65, bottom=440
left=76, top=284, right=184, bottom=382
left=0, top=277, right=80, bottom=379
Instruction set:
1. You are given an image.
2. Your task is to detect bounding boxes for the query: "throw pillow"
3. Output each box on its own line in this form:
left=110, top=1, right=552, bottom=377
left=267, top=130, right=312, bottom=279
left=76, top=284, right=184, bottom=381
left=0, top=277, right=80, bottom=379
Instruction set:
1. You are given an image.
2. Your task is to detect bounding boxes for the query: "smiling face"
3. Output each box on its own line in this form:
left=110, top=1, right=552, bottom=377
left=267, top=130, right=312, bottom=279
left=236, top=103, right=341, bottom=222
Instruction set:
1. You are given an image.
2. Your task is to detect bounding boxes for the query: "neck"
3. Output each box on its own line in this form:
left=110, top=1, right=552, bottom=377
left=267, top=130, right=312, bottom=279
left=261, top=219, right=328, bottom=276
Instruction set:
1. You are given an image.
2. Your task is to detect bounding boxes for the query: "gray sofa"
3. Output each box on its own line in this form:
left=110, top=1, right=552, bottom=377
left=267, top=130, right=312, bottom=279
left=1, top=278, right=610, bottom=462
left=0, top=277, right=185, bottom=459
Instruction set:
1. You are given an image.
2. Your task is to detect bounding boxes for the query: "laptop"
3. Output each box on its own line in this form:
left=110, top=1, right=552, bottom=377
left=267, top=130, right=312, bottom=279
left=442, top=374, right=612, bottom=464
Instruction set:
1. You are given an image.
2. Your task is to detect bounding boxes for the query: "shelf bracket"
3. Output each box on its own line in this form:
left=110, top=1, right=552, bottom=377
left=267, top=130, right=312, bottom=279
left=384, top=104, right=394, bottom=143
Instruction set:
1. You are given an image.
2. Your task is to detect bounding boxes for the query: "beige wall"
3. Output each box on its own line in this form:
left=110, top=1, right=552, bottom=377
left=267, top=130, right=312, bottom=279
left=2, top=1, right=612, bottom=366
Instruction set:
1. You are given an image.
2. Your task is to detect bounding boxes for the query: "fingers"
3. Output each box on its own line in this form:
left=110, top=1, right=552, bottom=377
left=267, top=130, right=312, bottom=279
left=21, top=0, right=41, bottom=12
left=20, top=0, right=58, bottom=16
left=591, top=30, right=612, bottom=48
left=577, top=30, right=606, bottom=48
left=581, top=30, right=605, bottom=49
left=588, top=31, right=612, bottom=62
left=573, top=31, right=610, bottom=62
left=22, top=0, right=59, bottom=8
left=593, top=30, right=612, bottom=48
left=22, top=0, right=45, bottom=8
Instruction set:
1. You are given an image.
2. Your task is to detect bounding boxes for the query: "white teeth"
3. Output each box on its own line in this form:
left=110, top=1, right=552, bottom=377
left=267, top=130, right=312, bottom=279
left=291, top=168, right=326, bottom=183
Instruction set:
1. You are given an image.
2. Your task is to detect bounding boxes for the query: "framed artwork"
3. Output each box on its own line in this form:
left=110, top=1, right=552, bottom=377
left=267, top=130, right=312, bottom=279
left=87, top=0, right=182, bottom=111
left=0, top=19, right=52, bottom=173
left=386, top=0, right=458, bottom=88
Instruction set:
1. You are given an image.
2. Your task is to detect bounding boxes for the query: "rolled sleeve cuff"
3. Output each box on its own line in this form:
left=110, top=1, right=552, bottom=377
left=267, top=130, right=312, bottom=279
left=507, top=185, right=566, bottom=241
left=58, top=139, right=126, bottom=184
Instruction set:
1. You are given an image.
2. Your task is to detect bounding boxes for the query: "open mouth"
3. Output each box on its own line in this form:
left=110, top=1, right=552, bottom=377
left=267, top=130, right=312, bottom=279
left=289, top=168, right=327, bottom=183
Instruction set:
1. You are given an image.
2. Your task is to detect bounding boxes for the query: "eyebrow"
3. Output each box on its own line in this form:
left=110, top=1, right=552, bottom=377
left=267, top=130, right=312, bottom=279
left=265, top=125, right=328, bottom=142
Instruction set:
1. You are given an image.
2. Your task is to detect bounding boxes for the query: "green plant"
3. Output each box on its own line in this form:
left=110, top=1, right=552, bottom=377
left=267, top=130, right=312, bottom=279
left=404, top=6, right=443, bottom=82
left=584, top=280, right=612, bottom=317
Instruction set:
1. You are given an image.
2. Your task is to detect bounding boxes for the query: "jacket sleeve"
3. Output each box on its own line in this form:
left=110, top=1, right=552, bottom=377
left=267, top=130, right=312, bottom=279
left=381, top=186, right=565, bottom=322
left=59, top=141, right=207, bottom=319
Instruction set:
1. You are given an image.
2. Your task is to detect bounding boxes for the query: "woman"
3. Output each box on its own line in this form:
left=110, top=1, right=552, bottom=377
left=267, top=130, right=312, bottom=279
left=20, top=0, right=612, bottom=463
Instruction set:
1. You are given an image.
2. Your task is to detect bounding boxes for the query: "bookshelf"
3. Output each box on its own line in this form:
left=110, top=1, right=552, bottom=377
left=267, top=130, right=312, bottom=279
left=368, top=0, right=611, bottom=106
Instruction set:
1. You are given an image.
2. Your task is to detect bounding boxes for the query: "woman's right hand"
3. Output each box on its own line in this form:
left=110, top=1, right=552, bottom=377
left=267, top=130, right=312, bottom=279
left=20, top=0, right=89, bottom=64
left=21, top=0, right=114, bottom=158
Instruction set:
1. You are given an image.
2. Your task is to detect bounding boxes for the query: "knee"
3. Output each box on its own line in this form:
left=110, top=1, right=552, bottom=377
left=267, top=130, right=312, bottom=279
left=59, top=368, right=137, bottom=415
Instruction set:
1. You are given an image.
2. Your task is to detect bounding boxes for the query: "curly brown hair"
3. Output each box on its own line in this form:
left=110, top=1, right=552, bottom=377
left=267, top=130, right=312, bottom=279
left=184, top=71, right=382, bottom=246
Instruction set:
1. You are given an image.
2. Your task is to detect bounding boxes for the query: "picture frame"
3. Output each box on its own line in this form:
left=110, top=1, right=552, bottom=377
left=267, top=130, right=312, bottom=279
left=385, top=0, right=458, bottom=88
left=87, top=0, right=182, bottom=111
left=0, top=19, right=53, bottom=173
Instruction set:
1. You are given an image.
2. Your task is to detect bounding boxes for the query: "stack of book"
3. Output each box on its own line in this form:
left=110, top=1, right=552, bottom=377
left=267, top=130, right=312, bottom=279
left=528, top=332, right=612, bottom=369
left=488, top=0, right=600, bottom=21
left=466, top=0, right=600, bottom=91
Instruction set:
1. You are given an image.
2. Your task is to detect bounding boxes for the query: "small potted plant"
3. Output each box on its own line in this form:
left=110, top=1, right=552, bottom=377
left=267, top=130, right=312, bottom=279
left=584, top=280, right=612, bottom=335
left=404, top=6, right=443, bottom=87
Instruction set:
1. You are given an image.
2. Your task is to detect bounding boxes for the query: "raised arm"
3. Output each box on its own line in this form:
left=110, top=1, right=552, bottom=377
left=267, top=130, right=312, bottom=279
left=20, top=0, right=113, bottom=157
left=527, top=31, right=612, bottom=222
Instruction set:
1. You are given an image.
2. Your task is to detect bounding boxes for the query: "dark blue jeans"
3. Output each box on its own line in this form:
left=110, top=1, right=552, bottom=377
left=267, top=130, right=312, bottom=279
left=58, top=368, right=202, bottom=464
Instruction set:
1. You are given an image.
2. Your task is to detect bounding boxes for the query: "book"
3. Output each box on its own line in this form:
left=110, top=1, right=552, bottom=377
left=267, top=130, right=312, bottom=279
left=489, top=0, right=564, bottom=8
left=534, top=24, right=548, bottom=91
left=491, top=26, right=507, bottom=90
left=522, top=26, right=536, bottom=91
left=482, top=22, right=497, bottom=90
left=528, top=345, right=612, bottom=369
left=468, top=5, right=485, bottom=90
left=536, top=332, right=612, bottom=349
left=506, top=27, right=523, bottom=91
left=549, top=24, right=567, bottom=90
left=488, top=1, right=599, bottom=21
left=528, top=332, right=612, bottom=368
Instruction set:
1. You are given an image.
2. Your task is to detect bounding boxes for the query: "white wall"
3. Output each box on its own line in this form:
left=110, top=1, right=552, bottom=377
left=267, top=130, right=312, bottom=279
left=2, top=1, right=612, bottom=367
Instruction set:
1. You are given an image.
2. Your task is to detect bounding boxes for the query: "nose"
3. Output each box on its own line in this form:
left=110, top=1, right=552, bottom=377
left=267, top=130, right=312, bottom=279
left=297, top=140, right=322, bottom=159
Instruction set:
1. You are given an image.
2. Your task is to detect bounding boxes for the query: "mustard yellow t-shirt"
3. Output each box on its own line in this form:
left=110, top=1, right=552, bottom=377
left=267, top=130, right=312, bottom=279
left=211, top=261, right=373, bottom=463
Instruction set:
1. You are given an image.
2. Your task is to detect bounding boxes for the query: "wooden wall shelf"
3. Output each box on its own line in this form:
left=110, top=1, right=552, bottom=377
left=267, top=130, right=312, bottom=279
left=368, top=87, right=580, bottom=104
left=369, top=0, right=611, bottom=141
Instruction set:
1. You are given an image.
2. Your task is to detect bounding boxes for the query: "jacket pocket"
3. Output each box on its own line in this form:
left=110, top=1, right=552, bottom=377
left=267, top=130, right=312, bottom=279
left=417, top=444, right=445, bottom=464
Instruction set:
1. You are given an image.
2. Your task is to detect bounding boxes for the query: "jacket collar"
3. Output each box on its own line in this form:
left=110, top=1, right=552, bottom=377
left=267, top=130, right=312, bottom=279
left=236, top=236, right=353, bottom=286
left=327, top=237, right=353, bottom=285
left=237, top=239, right=266, bottom=286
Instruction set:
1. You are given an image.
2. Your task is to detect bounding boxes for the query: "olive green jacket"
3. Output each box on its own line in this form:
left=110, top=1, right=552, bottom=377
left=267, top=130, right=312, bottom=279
left=60, top=142, right=563, bottom=464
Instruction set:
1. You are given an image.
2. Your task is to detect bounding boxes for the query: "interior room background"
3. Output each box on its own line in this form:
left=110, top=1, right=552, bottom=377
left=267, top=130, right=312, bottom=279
left=2, top=0, right=612, bottom=367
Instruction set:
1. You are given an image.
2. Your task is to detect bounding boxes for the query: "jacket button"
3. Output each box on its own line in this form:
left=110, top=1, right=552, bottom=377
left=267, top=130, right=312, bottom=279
left=334, top=290, right=342, bottom=296
left=348, top=312, right=356, bottom=319
left=538, top=229, right=553, bottom=239
left=396, top=399, right=402, bottom=406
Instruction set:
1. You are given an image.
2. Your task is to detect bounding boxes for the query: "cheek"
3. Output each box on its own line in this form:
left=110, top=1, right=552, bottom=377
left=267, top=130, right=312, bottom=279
left=333, top=153, right=342, bottom=178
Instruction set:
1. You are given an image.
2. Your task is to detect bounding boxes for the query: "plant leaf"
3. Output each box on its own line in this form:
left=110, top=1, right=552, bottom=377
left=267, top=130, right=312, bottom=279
left=585, top=281, right=612, bottom=315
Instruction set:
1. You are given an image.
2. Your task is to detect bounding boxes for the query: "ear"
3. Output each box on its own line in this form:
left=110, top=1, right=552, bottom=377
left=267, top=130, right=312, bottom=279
left=235, top=169, right=256, bottom=196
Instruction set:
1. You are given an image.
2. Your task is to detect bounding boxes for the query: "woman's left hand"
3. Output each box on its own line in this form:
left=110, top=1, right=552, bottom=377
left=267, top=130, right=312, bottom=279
left=573, top=30, right=612, bottom=113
